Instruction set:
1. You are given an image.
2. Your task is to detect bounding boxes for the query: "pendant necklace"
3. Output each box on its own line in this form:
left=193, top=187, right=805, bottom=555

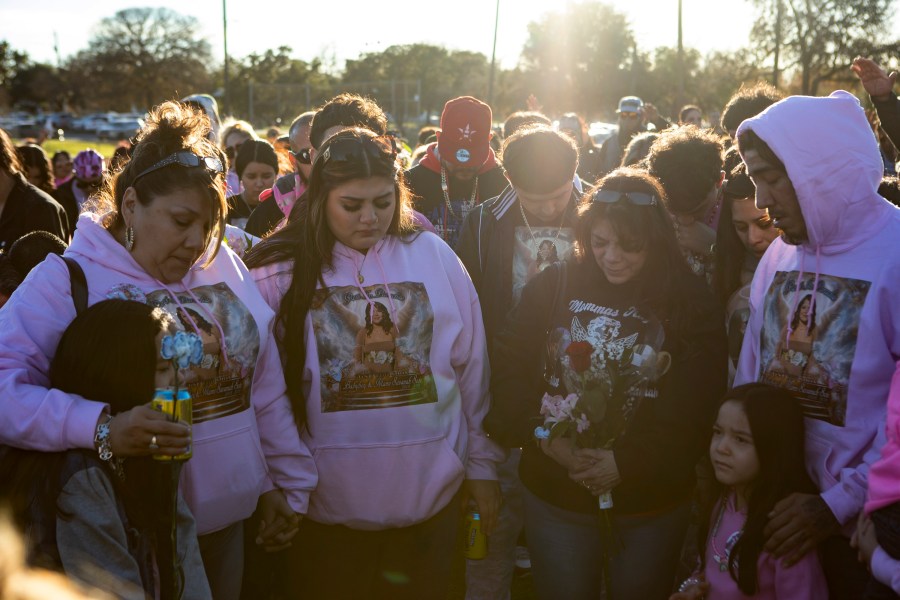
left=519, top=198, right=569, bottom=258
left=441, top=166, right=478, bottom=220
left=357, top=252, right=368, bottom=284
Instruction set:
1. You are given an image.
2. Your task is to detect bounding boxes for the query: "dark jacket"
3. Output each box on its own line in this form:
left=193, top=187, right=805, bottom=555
left=0, top=174, right=68, bottom=251
left=486, top=259, right=727, bottom=516
left=52, top=180, right=78, bottom=237
left=456, top=183, right=582, bottom=350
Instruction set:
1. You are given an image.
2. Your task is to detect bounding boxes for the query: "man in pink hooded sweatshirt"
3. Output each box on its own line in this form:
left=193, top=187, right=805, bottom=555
left=734, top=91, right=900, bottom=599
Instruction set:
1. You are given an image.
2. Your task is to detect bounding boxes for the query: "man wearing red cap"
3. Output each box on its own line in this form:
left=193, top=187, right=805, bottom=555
left=406, top=96, right=507, bottom=248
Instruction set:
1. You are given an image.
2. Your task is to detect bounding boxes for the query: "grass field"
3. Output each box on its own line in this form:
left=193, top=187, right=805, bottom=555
left=15, top=137, right=120, bottom=159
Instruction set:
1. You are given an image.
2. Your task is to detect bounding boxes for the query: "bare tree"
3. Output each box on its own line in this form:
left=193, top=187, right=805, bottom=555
left=67, top=8, right=212, bottom=110
left=750, top=0, right=896, bottom=95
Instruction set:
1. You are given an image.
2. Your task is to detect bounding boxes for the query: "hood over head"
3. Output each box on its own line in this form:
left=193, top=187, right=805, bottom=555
left=736, top=90, right=888, bottom=254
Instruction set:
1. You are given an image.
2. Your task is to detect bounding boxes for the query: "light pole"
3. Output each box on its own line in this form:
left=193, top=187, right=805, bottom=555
left=222, top=0, right=230, bottom=115
left=677, top=0, right=685, bottom=108
left=487, top=0, right=500, bottom=106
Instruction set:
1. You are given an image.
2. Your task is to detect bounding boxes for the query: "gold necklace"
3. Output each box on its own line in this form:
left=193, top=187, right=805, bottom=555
left=357, top=252, right=368, bottom=284
left=440, top=166, right=478, bottom=219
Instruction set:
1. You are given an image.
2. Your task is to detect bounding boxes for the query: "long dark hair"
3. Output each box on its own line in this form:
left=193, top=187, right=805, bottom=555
left=0, top=300, right=180, bottom=597
left=712, top=163, right=756, bottom=306
left=576, top=168, right=695, bottom=327
left=16, top=145, right=55, bottom=194
left=698, top=383, right=815, bottom=595
left=244, top=128, right=418, bottom=425
left=790, top=294, right=816, bottom=334
left=365, top=301, right=394, bottom=335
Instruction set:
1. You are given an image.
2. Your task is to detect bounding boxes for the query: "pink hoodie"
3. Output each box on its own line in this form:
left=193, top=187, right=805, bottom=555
left=735, top=91, right=900, bottom=531
left=867, top=362, right=900, bottom=514
left=252, top=231, right=503, bottom=530
left=0, top=212, right=316, bottom=535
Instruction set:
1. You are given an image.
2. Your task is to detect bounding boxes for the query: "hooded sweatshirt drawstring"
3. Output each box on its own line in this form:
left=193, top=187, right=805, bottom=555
left=785, top=250, right=807, bottom=346
left=156, top=279, right=233, bottom=368
left=347, top=241, right=399, bottom=327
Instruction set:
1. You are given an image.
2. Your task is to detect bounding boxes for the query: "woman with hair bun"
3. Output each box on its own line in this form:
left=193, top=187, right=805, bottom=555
left=0, top=101, right=314, bottom=600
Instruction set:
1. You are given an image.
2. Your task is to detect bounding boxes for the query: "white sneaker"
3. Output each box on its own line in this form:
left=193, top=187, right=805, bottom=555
left=514, top=545, right=531, bottom=570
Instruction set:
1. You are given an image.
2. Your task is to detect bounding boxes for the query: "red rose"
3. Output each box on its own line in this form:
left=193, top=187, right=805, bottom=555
left=565, top=341, right=594, bottom=373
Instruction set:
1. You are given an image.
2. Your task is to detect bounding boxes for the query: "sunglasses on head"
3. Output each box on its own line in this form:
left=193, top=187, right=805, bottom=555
left=320, top=135, right=398, bottom=167
left=132, top=150, right=224, bottom=186
left=292, top=147, right=313, bottom=165
left=224, top=140, right=245, bottom=162
left=592, top=189, right=658, bottom=206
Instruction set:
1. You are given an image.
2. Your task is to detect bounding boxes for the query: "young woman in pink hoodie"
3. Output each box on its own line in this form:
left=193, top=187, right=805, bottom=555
left=247, top=128, right=503, bottom=599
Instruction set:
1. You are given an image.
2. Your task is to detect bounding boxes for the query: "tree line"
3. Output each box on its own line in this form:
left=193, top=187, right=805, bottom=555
left=1, top=1, right=897, bottom=128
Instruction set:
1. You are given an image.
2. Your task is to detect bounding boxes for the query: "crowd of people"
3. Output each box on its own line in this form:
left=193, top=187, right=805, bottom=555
left=0, top=56, right=898, bottom=600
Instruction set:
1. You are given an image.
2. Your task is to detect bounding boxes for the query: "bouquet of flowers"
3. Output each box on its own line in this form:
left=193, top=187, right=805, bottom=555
left=534, top=318, right=671, bottom=510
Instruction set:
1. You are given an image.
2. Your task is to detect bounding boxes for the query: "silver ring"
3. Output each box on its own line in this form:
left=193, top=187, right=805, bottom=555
left=149, top=435, right=159, bottom=450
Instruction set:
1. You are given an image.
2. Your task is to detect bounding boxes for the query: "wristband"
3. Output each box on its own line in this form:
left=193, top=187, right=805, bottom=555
left=94, top=413, right=114, bottom=462
left=679, top=576, right=702, bottom=593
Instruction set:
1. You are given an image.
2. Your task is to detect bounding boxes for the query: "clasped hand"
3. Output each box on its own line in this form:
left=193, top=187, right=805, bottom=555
left=538, top=438, right=621, bottom=496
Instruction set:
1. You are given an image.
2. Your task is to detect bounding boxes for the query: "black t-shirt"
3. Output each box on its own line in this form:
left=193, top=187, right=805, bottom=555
left=487, top=259, right=727, bottom=515
left=226, top=194, right=253, bottom=230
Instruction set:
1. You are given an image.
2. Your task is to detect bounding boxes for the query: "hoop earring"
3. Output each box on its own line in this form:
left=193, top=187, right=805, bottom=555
left=125, top=226, right=135, bottom=252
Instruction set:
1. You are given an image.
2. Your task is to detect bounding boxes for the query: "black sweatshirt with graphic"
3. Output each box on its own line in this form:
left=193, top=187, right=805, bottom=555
left=486, top=258, right=727, bottom=516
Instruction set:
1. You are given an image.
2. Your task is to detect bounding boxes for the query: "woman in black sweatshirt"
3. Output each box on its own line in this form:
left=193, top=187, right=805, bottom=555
left=486, top=168, right=727, bottom=600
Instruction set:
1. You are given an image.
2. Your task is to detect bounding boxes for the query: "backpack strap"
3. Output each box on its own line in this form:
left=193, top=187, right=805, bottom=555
left=62, top=257, right=87, bottom=315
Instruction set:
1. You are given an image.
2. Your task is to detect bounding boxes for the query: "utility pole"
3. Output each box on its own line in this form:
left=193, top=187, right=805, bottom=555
left=222, top=0, right=230, bottom=115
left=773, top=0, right=782, bottom=88
left=487, top=0, right=500, bottom=106
left=677, top=0, right=685, bottom=108
left=53, top=31, right=61, bottom=68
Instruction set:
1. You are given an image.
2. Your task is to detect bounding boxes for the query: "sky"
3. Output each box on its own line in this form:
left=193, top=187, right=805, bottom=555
left=2, top=0, right=898, bottom=70
left=0, top=0, right=775, bottom=68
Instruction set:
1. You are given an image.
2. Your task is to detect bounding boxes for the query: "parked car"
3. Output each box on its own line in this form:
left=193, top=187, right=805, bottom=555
left=72, top=112, right=117, bottom=133
left=96, top=117, right=144, bottom=141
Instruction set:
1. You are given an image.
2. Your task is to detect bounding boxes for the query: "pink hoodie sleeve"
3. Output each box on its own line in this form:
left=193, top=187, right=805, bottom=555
left=249, top=324, right=317, bottom=514
left=445, top=253, right=505, bottom=480
left=0, top=255, right=106, bottom=451
left=871, top=546, right=900, bottom=594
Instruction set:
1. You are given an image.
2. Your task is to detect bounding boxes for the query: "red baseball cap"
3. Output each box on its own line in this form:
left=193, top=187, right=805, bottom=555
left=437, top=96, right=492, bottom=168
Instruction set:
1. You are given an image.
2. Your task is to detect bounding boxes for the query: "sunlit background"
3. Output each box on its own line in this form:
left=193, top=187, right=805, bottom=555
left=0, top=0, right=861, bottom=68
